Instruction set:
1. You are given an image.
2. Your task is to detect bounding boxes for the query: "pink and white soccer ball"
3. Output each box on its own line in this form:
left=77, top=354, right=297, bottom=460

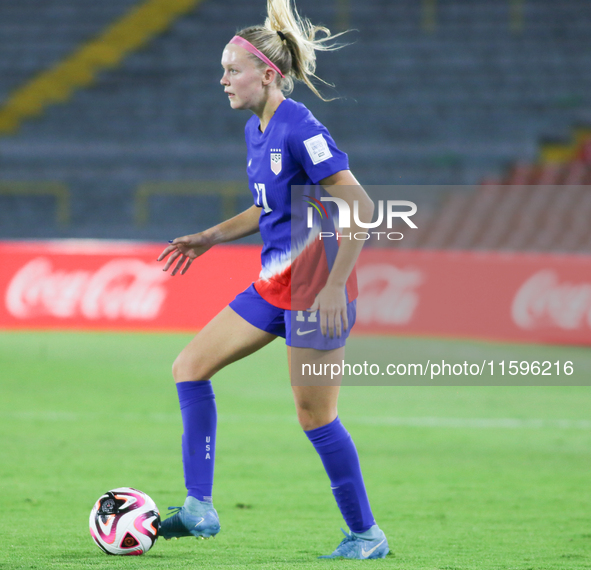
left=89, top=487, right=160, bottom=555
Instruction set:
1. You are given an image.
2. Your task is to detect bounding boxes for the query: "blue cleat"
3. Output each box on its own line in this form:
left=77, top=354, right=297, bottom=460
left=159, top=496, right=220, bottom=540
left=319, top=525, right=389, bottom=559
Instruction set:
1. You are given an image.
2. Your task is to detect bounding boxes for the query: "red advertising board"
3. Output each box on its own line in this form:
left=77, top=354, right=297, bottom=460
left=0, top=240, right=259, bottom=332
left=0, top=241, right=589, bottom=345
left=355, top=249, right=591, bottom=345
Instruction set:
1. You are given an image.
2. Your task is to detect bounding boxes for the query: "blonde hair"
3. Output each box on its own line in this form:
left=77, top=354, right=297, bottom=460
left=235, top=0, right=349, bottom=101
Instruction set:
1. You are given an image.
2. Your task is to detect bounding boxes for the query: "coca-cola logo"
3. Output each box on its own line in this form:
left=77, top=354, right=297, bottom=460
left=512, top=270, right=591, bottom=330
left=357, top=263, right=422, bottom=325
left=6, top=257, right=168, bottom=320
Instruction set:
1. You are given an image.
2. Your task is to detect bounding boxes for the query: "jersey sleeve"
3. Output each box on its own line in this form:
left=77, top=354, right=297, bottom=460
left=288, top=120, right=349, bottom=184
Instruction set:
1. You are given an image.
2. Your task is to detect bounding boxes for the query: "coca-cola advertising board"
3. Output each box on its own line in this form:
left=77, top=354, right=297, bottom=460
left=355, top=249, right=591, bottom=345
left=0, top=241, right=589, bottom=345
left=0, top=241, right=259, bottom=331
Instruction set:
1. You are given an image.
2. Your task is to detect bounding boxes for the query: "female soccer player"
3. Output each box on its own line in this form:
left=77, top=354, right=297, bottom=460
left=157, top=0, right=389, bottom=559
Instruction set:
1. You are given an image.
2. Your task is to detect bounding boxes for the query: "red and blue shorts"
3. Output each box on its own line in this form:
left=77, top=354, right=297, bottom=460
left=229, top=284, right=356, bottom=350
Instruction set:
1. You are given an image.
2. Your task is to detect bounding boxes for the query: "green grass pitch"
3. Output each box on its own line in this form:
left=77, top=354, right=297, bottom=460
left=1, top=331, right=590, bottom=569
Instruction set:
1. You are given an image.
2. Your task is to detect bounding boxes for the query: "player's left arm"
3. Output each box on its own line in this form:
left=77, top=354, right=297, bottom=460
left=309, top=169, right=374, bottom=338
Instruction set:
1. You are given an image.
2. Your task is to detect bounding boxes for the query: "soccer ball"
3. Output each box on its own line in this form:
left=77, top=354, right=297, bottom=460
left=89, top=487, right=160, bottom=555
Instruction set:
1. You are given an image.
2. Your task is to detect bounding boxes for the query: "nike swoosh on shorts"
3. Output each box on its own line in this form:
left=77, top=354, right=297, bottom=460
left=296, top=328, right=316, bottom=336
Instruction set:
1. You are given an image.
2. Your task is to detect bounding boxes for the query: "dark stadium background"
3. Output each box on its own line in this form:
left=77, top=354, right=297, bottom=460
left=1, top=0, right=590, bottom=246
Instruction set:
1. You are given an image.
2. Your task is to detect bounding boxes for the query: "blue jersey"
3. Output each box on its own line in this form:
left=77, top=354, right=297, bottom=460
left=244, top=98, right=358, bottom=310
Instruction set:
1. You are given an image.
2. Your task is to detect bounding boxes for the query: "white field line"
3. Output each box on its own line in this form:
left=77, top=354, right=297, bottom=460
left=2, top=411, right=591, bottom=430
left=348, top=416, right=591, bottom=429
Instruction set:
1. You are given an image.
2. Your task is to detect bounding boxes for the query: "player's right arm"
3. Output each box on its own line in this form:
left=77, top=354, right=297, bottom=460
left=157, top=204, right=261, bottom=276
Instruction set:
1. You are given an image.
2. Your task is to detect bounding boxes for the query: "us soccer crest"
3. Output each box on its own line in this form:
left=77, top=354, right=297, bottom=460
left=270, top=149, right=282, bottom=175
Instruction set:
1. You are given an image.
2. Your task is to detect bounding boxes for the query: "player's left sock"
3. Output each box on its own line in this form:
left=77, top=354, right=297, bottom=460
left=176, top=380, right=217, bottom=502
left=305, top=416, right=375, bottom=533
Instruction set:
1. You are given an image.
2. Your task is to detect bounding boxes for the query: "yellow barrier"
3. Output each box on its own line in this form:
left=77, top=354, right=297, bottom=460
left=335, top=0, right=350, bottom=32
left=540, top=143, right=577, bottom=164
left=540, top=126, right=591, bottom=164
left=509, top=0, right=524, bottom=33
left=0, top=182, right=70, bottom=226
left=135, top=182, right=247, bottom=227
left=422, top=0, right=525, bottom=33
left=422, top=0, right=437, bottom=33
left=0, top=0, right=206, bottom=135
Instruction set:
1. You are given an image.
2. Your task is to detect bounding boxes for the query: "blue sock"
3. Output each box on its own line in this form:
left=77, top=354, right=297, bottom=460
left=176, top=380, right=217, bottom=503
left=305, top=417, right=376, bottom=533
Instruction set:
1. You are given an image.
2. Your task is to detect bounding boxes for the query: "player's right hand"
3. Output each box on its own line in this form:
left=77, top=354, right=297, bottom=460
left=157, top=233, right=214, bottom=276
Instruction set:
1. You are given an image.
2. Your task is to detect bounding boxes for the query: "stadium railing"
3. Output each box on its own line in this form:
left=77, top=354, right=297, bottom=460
left=0, top=182, right=70, bottom=227
left=134, top=181, right=245, bottom=228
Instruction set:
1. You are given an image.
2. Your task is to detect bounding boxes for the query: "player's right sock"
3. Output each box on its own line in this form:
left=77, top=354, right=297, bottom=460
left=159, top=496, right=220, bottom=540
left=305, top=416, right=376, bottom=534
left=176, top=380, right=217, bottom=502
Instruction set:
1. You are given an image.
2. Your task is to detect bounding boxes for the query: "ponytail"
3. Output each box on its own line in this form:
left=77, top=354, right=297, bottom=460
left=234, top=0, right=349, bottom=101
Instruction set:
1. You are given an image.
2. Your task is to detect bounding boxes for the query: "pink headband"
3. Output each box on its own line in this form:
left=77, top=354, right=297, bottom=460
left=229, top=35, right=285, bottom=78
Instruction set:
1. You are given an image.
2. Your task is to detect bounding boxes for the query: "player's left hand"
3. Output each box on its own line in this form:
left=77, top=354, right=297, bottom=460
left=157, top=233, right=214, bottom=276
left=308, top=284, right=348, bottom=339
